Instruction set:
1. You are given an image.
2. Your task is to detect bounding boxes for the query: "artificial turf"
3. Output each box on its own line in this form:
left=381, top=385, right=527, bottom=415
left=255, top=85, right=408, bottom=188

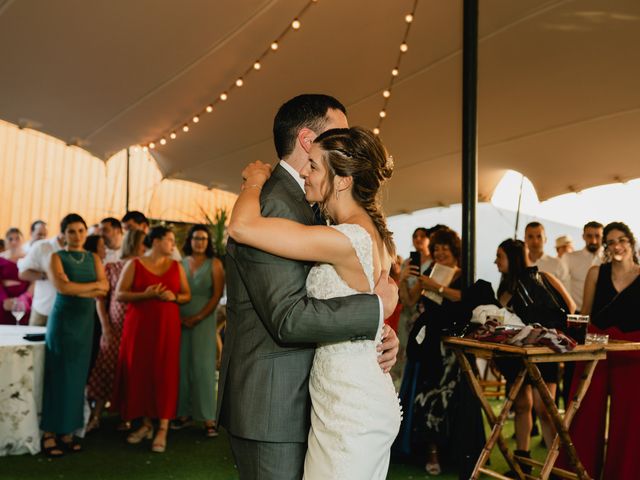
left=2, top=404, right=548, bottom=480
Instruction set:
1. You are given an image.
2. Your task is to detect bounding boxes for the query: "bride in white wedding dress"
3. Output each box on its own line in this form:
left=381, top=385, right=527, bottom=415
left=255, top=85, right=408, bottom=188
left=228, top=126, right=402, bottom=479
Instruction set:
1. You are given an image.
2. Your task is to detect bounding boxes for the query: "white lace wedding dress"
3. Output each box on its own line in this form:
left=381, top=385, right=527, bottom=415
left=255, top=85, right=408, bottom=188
left=303, top=224, right=402, bottom=480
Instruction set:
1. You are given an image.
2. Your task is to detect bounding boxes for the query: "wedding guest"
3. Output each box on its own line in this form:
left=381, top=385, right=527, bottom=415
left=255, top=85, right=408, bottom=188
left=0, top=256, right=33, bottom=325
left=554, top=235, right=574, bottom=258
left=398, top=227, right=432, bottom=310
left=25, top=220, right=48, bottom=253
left=17, top=230, right=65, bottom=326
left=397, top=229, right=469, bottom=475
left=87, top=224, right=101, bottom=236
left=494, top=238, right=574, bottom=475
left=1, top=228, right=26, bottom=262
left=40, top=214, right=108, bottom=457
left=559, top=221, right=603, bottom=407
left=170, top=225, right=224, bottom=437
left=86, top=229, right=146, bottom=433
left=83, top=234, right=108, bottom=375
left=122, top=211, right=181, bottom=260
left=100, top=217, right=124, bottom=263
left=112, top=226, right=190, bottom=453
left=0, top=239, right=5, bottom=254
left=559, top=222, right=640, bottom=480
left=525, top=222, right=569, bottom=287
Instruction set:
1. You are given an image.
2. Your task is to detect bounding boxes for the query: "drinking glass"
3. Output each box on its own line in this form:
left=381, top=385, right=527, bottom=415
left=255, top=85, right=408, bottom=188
left=11, top=299, right=26, bottom=326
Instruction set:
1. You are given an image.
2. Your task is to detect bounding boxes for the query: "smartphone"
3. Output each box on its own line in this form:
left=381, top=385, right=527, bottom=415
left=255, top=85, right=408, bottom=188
left=409, top=251, right=421, bottom=274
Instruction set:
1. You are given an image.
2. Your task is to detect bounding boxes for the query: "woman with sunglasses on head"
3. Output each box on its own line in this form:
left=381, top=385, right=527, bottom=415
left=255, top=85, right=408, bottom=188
left=170, top=225, right=225, bottom=437
left=559, top=222, right=640, bottom=480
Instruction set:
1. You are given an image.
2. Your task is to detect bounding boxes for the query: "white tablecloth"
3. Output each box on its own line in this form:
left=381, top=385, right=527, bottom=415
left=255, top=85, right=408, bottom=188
left=0, top=325, right=46, bottom=456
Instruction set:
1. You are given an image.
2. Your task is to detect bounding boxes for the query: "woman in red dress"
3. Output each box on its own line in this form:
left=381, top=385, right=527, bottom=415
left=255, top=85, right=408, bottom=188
left=112, top=226, right=191, bottom=453
left=559, top=222, right=640, bottom=479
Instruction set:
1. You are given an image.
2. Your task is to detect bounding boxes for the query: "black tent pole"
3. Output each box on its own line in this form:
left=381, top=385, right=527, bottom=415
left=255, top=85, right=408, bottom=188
left=462, top=0, right=479, bottom=289
left=126, top=147, right=130, bottom=213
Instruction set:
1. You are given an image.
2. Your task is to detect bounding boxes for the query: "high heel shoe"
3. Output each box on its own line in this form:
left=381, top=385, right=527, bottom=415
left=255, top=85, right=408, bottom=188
left=425, top=448, right=441, bottom=476
left=151, top=427, right=168, bottom=453
left=126, top=424, right=153, bottom=444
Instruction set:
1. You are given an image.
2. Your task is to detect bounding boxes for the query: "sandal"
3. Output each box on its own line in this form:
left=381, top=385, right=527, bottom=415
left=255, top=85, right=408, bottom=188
left=41, top=434, right=64, bottom=458
left=425, top=448, right=441, bottom=476
left=126, top=424, right=153, bottom=444
left=204, top=422, right=219, bottom=438
left=151, top=427, right=168, bottom=453
left=59, top=434, right=83, bottom=453
left=116, top=420, right=132, bottom=432
left=169, top=416, right=193, bottom=430
left=85, top=416, right=100, bottom=433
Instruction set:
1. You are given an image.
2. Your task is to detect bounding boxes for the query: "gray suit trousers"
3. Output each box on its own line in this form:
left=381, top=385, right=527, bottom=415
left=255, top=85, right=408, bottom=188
left=229, top=433, right=306, bottom=480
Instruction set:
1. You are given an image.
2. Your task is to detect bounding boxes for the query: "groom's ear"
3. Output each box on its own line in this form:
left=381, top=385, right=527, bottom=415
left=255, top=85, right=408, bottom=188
left=297, top=128, right=315, bottom=154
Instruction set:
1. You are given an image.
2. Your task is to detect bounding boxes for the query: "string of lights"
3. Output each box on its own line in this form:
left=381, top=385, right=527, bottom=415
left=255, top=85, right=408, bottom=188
left=373, top=0, right=419, bottom=136
left=143, top=0, right=319, bottom=152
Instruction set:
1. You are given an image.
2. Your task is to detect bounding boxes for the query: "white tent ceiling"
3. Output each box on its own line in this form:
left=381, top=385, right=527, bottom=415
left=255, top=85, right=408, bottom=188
left=1, top=0, right=639, bottom=215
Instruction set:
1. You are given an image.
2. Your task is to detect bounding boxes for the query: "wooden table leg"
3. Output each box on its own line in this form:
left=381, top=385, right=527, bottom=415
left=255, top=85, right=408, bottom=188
left=455, top=350, right=527, bottom=479
left=524, top=360, right=594, bottom=480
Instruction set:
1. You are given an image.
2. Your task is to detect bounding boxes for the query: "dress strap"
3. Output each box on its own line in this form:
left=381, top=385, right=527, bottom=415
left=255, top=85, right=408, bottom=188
left=330, top=223, right=375, bottom=292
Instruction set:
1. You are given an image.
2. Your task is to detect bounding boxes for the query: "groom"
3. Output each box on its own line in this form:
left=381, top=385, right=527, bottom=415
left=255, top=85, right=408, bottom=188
left=217, top=94, right=400, bottom=480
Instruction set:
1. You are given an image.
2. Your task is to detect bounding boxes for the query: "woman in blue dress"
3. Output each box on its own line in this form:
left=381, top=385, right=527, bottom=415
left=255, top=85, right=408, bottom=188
left=40, top=213, right=108, bottom=457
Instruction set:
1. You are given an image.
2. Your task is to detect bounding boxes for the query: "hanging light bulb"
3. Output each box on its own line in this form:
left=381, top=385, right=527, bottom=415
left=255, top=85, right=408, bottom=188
left=253, top=61, right=261, bottom=70
left=149, top=142, right=156, bottom=149
left=271, top=41, right=279, bottom=50
left=391, top=68, right=399, bottom=76
left=373, top=128, right=380, bottom=135
left=206, top=105, right=213, bottom=113
left=236, top=78, right=244, bottom=87
left=183, top=125, right=190, bottom=132
left=405, top=14, right=414, bottom=23
left=400, top=43, right=408, bottom=53
left=383, top=90, right=391, bottom=98
left=170, top=132, right=177, bottom=139
left=292, top=19, right=301, bottom=29
left=220, top=92, right=228, bottom=101
left=379, top=110, right=387, bottom=118
left=192, top=116, right=200, bottom=123
left=160, top=138, right=167, bottom=145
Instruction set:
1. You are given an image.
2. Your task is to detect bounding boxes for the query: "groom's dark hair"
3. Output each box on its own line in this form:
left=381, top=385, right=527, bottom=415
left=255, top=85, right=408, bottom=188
left=273, top=94, right=346, bottom=159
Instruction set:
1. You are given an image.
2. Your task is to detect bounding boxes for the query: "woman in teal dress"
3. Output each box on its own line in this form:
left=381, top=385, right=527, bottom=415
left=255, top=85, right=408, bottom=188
left=171, top=225, right=224, bottom=436
left=40, top=214, right=108, bottom=457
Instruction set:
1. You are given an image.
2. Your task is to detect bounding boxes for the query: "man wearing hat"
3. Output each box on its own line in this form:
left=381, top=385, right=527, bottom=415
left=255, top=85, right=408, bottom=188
left=555, top=235, right=574, bottom=258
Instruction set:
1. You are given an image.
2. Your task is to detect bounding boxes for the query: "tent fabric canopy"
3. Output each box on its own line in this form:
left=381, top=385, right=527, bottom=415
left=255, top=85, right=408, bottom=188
left=1, top=0, right=639, bottom=215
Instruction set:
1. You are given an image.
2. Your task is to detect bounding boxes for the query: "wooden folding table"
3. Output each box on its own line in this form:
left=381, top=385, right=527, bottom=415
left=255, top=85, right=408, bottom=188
left=443, top=337, right=640, bottom=480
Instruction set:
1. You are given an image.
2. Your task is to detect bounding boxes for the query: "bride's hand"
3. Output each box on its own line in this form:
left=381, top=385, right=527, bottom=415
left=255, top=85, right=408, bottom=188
left=241, top=161, right=272, bottom=190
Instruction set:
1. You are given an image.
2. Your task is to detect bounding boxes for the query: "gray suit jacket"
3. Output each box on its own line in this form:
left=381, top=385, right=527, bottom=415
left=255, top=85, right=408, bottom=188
left=217, top=164, right=380, bottom=443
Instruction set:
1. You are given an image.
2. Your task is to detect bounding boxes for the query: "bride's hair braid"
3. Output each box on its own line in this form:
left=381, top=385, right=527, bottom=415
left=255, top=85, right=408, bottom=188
left=314, top=127, right=396, bottom=257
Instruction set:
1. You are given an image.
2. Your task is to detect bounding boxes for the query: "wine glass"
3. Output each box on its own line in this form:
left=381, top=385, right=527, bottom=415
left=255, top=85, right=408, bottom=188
left=11, top=299, right=26, bottom=326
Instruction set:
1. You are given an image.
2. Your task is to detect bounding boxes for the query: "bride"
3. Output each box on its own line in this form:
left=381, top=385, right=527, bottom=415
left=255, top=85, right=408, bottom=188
left=228, top=126, right=402, bottom=479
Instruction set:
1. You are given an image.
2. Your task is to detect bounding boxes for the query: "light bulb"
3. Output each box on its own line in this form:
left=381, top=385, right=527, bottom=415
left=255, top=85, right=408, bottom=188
left=206, top=105, right=213, bottom=113
left=379, top=110, right=386, bottom=118
left=271, top=41, right=279, bottom=50
left=405, top=14, right=413, bottom=23
left=142, top=146, right=148, bottom=152
left=149, top=142, right=156, bottom=149
left=183, top=125, right=189, bottom=132
left=253, top=61, right=261, bottom=70
left=160, top=138, right=167, bottom=145
left=170, top=132, right=177, bottom=139
left=400, top=43, right=408, bottom=53
left=236, top=78, right=244, bottom=87
left=383, top=90, right=391, bottom=98
left=373, top=128, right=380, bottom=135
left=391, top=68, right=399, bottom=76
left=292, top=19, right=301, bottom=30
left=192, top=116, right=200, bottom=123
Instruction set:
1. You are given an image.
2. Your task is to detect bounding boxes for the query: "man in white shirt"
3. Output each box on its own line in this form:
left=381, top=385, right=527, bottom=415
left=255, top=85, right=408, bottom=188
left=23, top=220, right=48, bottom=253
left=100, top=217, right=124, bottom=263
left=17, top=232, right=65, bottom=326
left=561, top=221, right=604, bottom=312
left=555, top=235, right=574, bottom=259
left=525, top=221, right=570, bottom=288
left=123, top=210, right=181, bottom=260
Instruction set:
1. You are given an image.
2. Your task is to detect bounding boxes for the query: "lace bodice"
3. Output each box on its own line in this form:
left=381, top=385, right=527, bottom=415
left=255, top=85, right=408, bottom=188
left=306, top=223, right=381, bottom=352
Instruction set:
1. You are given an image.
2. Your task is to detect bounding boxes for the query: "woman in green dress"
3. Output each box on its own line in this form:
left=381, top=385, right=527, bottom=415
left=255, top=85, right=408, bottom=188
left=171, top=225, right=224, bottom=436
left=40, top=214, right=108, bottom=457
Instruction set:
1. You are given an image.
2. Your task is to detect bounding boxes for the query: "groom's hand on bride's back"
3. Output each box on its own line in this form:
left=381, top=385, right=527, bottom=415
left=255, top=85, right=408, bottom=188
left=377, top=325, right=399, bottom=373
left=374, top=272, right=399, bottom=372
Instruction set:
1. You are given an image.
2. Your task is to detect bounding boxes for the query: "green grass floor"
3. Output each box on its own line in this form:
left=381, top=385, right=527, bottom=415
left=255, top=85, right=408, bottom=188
left=2, top=403, right=548, bottom=480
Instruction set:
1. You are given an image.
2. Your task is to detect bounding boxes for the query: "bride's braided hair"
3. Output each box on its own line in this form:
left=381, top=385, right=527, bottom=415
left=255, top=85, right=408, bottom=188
left=314, top=127, right=396, bottom=257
